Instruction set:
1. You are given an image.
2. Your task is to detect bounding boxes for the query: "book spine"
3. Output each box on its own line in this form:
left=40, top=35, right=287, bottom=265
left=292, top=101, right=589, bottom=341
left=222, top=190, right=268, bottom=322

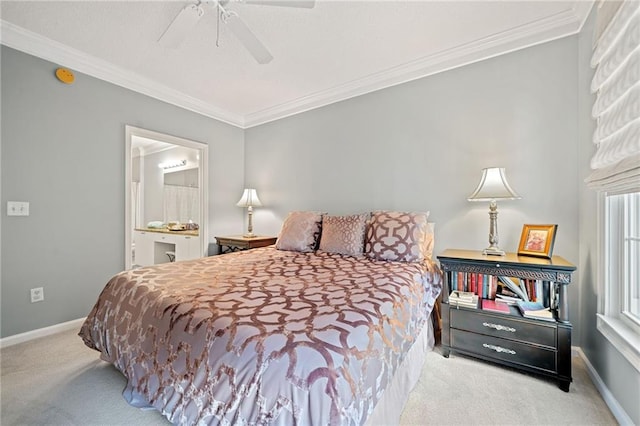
left=489, top=275, right=497, bottom=299
left=550, top=282, right=558, bottom=309
left=536, top=280, right=543, bottom=304
left=486, top=275, right=491, bottom=299
left=542, top=281, right=550, bottom=307
left=519, top=279, right=530, bottom=302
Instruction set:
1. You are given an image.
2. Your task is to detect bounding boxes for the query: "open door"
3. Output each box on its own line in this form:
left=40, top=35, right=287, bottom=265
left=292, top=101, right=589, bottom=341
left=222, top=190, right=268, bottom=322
left=124, top=125, right=208, bottom=270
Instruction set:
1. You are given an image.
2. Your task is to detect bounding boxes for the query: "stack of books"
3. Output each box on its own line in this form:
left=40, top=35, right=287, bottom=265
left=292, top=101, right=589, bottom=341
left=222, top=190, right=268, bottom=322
left=449, top=290, right=480, bottom=309
left=516, top=300, right=555, bottom=322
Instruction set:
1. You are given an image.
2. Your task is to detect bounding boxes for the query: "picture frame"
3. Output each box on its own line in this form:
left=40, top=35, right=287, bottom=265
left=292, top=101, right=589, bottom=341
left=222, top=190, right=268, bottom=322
left=517, top=224, right=558, bottom=258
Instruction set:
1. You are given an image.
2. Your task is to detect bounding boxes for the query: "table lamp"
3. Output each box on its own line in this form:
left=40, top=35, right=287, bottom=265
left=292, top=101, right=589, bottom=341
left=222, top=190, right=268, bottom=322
left=468, top=167, right=521, bottom=255
left=236, top=188, right=262, bottom=238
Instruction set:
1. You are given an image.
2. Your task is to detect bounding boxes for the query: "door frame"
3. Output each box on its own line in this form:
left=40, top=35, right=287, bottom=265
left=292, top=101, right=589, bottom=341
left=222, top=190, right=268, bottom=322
left=125, top=125, right=209, bottom=269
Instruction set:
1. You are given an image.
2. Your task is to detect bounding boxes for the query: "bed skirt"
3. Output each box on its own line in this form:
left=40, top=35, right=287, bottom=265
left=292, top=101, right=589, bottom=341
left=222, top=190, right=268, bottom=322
left=365, top=317, right=433, bottom=425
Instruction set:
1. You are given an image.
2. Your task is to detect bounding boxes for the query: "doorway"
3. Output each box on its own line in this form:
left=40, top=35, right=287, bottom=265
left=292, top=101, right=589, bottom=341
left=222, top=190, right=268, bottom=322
left=125, top=125, right=208, bottom=270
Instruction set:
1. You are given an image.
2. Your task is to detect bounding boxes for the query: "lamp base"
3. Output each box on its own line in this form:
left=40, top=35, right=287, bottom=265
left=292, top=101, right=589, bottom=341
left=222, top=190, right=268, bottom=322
left=483, top=247, right=505, bottom=256
left=243, top=233, right=257, bottom=238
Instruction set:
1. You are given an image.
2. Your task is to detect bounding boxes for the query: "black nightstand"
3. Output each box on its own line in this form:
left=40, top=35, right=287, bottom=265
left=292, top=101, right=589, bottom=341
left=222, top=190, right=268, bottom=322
left=437, top=249, right=576, bottom=391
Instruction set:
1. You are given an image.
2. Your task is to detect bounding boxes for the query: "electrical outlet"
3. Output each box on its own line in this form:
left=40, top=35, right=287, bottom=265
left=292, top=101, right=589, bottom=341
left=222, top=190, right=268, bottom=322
left=7, top=201, right=29, bottom=216
left=30, top=287, right=44, bottom=303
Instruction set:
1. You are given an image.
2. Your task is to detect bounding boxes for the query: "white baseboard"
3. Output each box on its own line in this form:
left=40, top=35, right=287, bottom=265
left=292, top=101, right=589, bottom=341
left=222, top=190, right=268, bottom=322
left=574, top=346, right=634, bottom=426
left=0, top=317, right=86, bottom=349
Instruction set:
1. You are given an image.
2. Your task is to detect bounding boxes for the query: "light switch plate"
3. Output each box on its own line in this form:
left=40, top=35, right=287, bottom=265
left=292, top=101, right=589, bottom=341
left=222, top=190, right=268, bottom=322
left=7, top=201, right=29, bottom=216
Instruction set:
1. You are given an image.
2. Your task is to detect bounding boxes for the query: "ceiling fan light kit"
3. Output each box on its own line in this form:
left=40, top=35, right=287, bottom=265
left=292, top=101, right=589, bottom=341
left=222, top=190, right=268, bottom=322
left=158, top=0, right=314, bottom=64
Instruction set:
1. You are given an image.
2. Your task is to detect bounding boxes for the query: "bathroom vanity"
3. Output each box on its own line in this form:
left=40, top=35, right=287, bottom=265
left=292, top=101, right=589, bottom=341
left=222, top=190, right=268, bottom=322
left=133, top=228, right=201, bottom=266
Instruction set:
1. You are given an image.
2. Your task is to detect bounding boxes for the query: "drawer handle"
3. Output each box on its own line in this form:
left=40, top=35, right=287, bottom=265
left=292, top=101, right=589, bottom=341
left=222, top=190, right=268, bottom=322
left=482, top=322, right=516, bottom=333
left=483, top=343, right=516, bottom=355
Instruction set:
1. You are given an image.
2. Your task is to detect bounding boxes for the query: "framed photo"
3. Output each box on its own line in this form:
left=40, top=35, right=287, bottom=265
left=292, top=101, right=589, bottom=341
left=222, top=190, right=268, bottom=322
left=517, top=224, right=558, bottom=258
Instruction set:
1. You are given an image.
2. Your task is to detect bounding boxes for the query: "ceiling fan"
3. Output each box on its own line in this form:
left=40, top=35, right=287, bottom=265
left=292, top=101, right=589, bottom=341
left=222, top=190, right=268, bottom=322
left=158, top=0, right=315, bottom=64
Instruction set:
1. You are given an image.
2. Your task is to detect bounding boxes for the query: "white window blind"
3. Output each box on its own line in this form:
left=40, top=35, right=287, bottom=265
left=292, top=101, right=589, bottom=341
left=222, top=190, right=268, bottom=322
left=586, top=0, right=640, bottom=192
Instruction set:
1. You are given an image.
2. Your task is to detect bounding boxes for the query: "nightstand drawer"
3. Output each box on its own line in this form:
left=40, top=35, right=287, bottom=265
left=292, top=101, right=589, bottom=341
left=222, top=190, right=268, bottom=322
left=451, top=329, right=556, bottom=372
left=450, top=308, right=556, bottom=348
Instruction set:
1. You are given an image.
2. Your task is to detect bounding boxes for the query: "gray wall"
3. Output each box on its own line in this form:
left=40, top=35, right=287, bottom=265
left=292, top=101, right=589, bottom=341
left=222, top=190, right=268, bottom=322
left=1, top=46, right=245, bottom=337
left=246, top=35, right=580, bottom=341
left=577, top=9, right=639, bottom=425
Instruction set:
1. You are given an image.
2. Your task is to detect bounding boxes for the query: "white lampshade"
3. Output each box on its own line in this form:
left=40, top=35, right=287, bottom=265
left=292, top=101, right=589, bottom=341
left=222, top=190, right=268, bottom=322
left=236, top=188, right=263, bottom=208
left=468, top=167, right=520, bottom=256
left=237, top=188, right=262, bottom=238
left=468, top=167, right=521, bottom=201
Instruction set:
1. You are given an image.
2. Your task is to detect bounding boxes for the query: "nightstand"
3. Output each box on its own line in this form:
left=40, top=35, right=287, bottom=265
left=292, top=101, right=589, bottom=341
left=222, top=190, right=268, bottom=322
left=215, top=235, right=277, bottom=254
left=437, top=249, right=576, bottom=391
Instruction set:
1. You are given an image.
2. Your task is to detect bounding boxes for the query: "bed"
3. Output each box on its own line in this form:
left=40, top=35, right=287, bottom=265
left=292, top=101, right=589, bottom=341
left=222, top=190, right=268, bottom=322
left=79, top=211, right=442, bottom=425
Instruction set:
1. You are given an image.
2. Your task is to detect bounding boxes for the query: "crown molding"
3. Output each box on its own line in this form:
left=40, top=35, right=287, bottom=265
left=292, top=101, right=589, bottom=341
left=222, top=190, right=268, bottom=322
left=1, top=2, right=594, bottom=130
left=0, top=20, right=245, bottom=128
left=574, top=0, right=597, bottom=32
left=244, top=3, right=595, bottom=127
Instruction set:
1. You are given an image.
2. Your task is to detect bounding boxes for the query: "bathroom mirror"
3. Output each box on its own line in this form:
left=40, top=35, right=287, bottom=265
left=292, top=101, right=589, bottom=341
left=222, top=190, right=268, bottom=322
left=125, top=125, right=208, bottom=270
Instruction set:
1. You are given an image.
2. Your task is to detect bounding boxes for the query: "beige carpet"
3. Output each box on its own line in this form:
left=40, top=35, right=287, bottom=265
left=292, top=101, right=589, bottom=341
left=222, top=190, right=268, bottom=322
left=1, top=328, right=617, bottom=425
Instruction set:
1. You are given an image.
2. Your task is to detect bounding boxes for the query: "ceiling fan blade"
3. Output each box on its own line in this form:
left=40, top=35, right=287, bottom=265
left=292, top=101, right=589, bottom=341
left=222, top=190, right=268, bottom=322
left=242, top=0, right=315, bottom=8
left=158, top=4, right=205, bottom=48
left=224, top=12, right=274, bottom=64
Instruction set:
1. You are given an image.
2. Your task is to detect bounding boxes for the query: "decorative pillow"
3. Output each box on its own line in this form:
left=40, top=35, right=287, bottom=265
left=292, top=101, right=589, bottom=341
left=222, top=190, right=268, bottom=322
left=364, top=211, right=430, bottom=262
left=275, top=211, right=324, bottom=252
left=319, top=213, right=369, bottom=257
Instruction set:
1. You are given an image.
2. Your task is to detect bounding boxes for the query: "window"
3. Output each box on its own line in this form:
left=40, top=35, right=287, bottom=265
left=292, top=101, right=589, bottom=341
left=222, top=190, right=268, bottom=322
left=598, top=190, right=640, bottom=370
left=605, top=192, right=640, bottom=332
left=619, top=193, right=640, bottom=327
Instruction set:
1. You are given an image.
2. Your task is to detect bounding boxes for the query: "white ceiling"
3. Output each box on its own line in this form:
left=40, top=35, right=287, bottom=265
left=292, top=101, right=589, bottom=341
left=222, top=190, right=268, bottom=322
left=0, top=1, right=592, bottom=128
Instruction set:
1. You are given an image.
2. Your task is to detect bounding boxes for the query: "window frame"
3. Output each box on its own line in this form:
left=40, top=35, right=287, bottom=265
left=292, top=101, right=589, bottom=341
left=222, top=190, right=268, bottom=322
left=596, top=190, right=640, bottom=371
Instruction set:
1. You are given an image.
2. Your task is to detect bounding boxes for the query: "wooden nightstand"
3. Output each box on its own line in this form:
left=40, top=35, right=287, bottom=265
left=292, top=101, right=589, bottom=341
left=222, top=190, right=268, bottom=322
left=215, top=235, right=277, bottom=254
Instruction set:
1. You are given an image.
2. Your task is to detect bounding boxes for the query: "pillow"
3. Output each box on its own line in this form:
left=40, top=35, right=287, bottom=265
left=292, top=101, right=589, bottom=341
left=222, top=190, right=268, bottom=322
left=318, top=213, right=369, bottom=257
left=364, top=211, right=430, bottom=262
left=275, top=211, right=324, bottom=252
